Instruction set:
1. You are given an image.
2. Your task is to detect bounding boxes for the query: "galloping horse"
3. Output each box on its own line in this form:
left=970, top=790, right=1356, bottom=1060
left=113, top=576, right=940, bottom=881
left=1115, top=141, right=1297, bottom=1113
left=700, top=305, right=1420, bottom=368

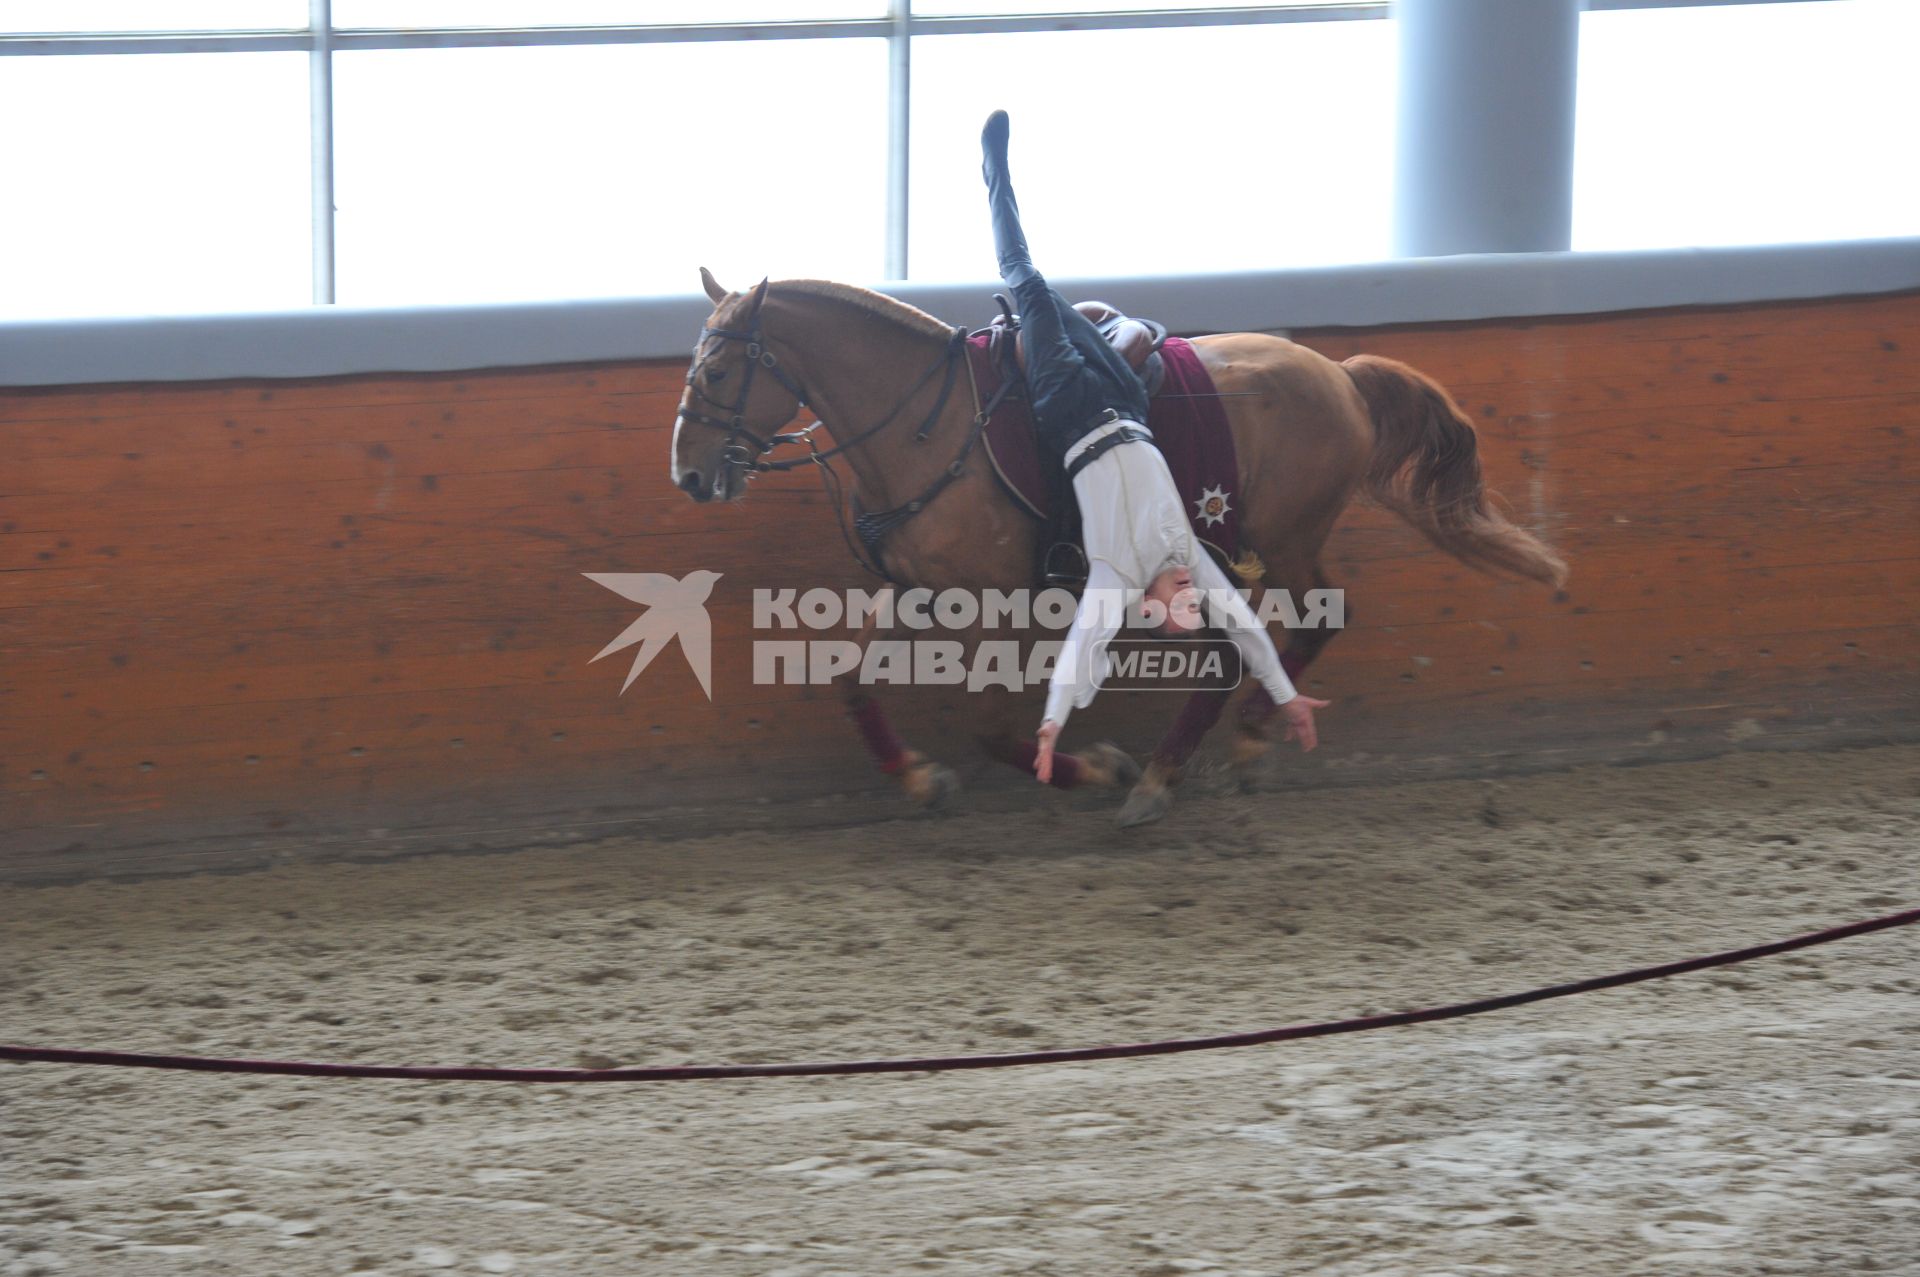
left=670, top=270, right=1566, bottom=825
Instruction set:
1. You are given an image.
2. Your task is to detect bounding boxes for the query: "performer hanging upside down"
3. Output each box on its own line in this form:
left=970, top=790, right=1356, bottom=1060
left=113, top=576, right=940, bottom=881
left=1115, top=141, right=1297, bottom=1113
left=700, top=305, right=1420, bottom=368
left=979, top=110, right=1330, bottom=783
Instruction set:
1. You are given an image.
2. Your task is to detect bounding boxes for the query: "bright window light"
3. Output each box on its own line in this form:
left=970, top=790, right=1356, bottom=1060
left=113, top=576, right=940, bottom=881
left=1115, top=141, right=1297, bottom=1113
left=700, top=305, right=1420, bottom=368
left=0, top=52, right=311, bottom=319
left=331, top=2, right=884, bottom=25
left=1575, top=0, right=1920, bottom=251
left=4, top=2, right=1911, bottom=320
left=906, top=20, right=1396, bottom=282
left=0, top=1, right=305, bottom=31
left=914, top=1, right=1353, bottom=14
left=332, top=40, right=889, bottom=305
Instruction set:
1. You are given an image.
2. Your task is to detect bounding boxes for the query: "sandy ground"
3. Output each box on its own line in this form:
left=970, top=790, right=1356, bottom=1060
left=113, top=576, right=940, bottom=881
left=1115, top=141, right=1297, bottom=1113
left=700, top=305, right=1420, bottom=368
left=2, top=746, right=1917, bottom=1277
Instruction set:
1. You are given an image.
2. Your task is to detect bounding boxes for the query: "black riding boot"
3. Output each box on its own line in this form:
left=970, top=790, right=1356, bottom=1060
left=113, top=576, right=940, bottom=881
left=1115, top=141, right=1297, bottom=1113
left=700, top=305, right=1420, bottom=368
left=981, top=109, right=1040, bottom=290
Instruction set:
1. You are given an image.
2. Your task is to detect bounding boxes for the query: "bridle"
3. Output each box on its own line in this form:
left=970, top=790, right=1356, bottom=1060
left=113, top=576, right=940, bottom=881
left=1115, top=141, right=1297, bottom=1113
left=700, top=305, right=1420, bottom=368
left=678, top=297, right=1007, bottom=579
left=679, top=313, right=819, bottom=475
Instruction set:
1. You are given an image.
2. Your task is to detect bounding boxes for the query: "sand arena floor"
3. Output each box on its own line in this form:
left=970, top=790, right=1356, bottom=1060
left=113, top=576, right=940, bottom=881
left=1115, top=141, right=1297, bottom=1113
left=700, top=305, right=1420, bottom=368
left=2, top=745, right=1917, bottom=1277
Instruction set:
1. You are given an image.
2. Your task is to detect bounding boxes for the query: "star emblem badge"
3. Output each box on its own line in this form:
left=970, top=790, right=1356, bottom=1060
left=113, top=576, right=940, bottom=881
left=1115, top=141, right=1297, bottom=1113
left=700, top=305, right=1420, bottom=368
left=1194, top=485, right=1232, bottom=528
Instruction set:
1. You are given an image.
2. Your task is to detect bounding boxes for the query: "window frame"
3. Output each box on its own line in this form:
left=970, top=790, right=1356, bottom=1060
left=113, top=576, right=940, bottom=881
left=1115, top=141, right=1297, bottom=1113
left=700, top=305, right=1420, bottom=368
left=0, top=0, right=1852, bottom=309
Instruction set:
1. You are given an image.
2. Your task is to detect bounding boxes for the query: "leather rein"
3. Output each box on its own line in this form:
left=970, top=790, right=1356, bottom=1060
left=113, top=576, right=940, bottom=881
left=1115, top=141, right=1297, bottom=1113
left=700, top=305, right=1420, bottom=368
left=681, top=309, right=1012, bottom=579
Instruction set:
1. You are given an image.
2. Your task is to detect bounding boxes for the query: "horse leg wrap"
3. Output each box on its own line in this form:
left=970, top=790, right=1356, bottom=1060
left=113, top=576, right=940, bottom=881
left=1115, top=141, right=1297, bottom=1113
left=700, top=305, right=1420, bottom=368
left=847, top=694, right=908, bottom=774
left=988, top=736, right=1085, bottom=790
left=1152, top=687, right=1233, bottom=769
left=1231, top=688, right=1277, bottom=782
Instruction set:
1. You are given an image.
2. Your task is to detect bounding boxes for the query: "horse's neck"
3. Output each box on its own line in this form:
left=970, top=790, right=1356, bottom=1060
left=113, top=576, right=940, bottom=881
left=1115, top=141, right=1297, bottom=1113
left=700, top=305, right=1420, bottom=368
left=769, top=295, right=964, bottom=509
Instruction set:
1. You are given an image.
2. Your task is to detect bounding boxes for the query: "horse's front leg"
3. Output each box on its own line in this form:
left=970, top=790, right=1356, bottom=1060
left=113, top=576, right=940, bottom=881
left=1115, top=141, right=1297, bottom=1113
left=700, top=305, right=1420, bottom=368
left=838, top=594, right=959, bottom=810
left=1117, top=685, right=1234, bottom=827
left=975, top=682, right=1141, bottom=791
left=1231, top=652, right=1309, bottom=793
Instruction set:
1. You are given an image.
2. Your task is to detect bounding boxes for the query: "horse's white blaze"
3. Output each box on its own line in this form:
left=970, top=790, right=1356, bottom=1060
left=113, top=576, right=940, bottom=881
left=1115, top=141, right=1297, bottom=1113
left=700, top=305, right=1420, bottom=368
left=669, top=381, right=704, bottom=490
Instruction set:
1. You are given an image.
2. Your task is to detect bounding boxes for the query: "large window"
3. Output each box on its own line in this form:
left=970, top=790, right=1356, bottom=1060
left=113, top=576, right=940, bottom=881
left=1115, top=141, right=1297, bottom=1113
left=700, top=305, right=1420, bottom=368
left=0, top=3, right=1394, bottom=317
left=907, top=20, right=1395, bottom=281
left=332, top=40, right=890, bottom=305
left=0, top=2, right=306, bottom=32
left=0, top=51, right=311, bottom=317
left=2, top=2, right=1910, bottom=319
left=329, top=2, right=886, bottom=22
left=1575, top=0, right=1919, bottom=251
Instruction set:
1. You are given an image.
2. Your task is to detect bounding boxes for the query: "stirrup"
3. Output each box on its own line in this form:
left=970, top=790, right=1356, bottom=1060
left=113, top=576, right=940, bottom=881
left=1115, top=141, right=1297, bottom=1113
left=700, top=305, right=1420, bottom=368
left=993, top=292, right=1019, bottom=332
left=1043, top=542, right=1088, bottom=590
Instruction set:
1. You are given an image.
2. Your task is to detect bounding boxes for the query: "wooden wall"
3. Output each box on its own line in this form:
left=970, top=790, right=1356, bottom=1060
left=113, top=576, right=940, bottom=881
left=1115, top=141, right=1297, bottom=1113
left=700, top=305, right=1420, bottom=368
left=3, top=291, right=1915, bottom=878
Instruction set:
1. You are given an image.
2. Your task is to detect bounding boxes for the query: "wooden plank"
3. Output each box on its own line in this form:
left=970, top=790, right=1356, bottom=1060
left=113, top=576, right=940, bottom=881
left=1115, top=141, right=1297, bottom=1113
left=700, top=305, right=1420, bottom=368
left=0, top=362, right=682, bottom=426
left=0, top=387, right=684, bottom=464
left=5, top=290, right=1919, bottom=869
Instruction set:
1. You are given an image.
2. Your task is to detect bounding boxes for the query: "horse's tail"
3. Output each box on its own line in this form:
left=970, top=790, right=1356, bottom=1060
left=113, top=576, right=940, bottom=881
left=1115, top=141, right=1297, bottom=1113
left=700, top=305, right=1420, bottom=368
left=1343, top=354, right=1568, bottom=589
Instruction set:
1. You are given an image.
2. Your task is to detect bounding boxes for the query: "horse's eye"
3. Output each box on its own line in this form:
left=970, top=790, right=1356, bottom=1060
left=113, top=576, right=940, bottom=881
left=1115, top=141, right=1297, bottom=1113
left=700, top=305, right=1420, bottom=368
left=706, top=368, right=728, bottom=384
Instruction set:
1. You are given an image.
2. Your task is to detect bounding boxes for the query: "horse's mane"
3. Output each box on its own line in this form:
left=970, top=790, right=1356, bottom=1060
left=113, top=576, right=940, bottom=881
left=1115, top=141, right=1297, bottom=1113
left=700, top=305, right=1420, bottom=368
left=772, top=279, right=954, bottom=340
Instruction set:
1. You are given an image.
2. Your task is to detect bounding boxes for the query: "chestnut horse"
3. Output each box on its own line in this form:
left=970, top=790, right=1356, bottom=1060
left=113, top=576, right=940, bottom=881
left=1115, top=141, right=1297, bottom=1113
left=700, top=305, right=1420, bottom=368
left=670, top=270, right=1566, bottom=825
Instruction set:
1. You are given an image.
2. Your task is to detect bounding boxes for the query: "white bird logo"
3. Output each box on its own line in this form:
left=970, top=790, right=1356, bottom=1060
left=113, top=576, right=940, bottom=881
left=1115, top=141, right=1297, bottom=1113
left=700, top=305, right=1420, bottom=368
left=584, top=570, right=722, bottom=699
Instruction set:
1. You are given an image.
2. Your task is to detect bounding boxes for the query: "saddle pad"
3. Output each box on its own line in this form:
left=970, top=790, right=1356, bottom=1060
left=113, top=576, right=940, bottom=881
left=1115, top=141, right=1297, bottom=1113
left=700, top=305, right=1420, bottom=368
left=972, top=333, right=1244, bottom=561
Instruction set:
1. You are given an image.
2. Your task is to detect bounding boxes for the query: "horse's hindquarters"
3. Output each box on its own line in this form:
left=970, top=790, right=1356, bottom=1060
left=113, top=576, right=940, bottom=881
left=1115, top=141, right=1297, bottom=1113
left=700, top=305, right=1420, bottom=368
left=1188, top=333, right=1375, bottom=562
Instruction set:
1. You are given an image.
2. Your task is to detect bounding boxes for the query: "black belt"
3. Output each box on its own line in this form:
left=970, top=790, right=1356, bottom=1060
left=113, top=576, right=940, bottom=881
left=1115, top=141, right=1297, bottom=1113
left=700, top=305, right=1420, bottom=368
left=1064, top=424, right=1151, bottom=481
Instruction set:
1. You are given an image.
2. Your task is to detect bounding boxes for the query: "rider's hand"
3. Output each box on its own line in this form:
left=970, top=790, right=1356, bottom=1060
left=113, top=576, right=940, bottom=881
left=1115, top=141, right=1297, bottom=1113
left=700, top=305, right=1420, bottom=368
left=1280, top=695, right=1331, bottom=752
left=1034, top=719, right=1061, bottom=783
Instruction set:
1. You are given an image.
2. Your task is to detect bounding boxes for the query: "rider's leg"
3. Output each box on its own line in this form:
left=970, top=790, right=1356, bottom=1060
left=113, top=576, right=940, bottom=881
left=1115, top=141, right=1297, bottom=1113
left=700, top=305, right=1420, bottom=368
left=982, top=111, right=1088, bottom=414
left=982, top=110, right=1037, bottom=290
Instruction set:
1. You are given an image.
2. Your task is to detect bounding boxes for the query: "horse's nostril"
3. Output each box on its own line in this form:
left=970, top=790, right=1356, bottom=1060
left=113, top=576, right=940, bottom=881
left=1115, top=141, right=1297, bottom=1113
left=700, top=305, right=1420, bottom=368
left=679, top=470, right=706, bottom=499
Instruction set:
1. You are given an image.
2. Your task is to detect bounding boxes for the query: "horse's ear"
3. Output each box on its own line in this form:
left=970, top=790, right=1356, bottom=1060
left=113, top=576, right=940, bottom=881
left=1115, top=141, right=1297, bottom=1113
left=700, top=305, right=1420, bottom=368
left=744, top=277, right=771, bottom=319
left=699, top=267, right=728, bottom=304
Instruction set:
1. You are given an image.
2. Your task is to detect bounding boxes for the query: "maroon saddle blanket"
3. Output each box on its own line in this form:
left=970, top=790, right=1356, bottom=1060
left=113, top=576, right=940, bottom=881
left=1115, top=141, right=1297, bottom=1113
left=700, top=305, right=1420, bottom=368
left=968, top=332, right=1244, bottom=562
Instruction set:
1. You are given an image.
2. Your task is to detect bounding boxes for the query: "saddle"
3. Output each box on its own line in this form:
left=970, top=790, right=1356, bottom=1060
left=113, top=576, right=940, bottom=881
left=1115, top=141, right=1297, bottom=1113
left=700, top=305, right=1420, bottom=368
left=966, top=311, right=1244, bottom=593
left=988, top=299, right=1169, bottom=398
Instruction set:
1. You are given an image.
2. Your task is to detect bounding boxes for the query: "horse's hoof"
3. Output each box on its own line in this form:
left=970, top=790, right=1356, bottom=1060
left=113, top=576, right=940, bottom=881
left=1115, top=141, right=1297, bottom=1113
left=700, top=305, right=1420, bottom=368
left=902, top=761, right=960, bottom=811
left=1116, top=783, right=1172, bottom=828
left=1080, top=741, right=1142, bottom=789
left=1230, top=733, right=1270, bottom=795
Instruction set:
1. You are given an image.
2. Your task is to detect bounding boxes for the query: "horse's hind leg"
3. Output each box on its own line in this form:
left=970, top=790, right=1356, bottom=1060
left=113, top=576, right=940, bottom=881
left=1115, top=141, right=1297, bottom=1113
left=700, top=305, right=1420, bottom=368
left=1233, top=561, right=1344, bottom=790
left=1117, top=685, right=1235, bottom=827
left=838, top=594, right=958, bottom=810
left=1114, top=563, right=1345, bottom=822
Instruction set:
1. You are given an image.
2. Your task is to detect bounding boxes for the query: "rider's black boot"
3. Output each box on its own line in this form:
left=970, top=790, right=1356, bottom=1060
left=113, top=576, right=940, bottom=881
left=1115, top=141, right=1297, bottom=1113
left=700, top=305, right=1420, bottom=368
left=981, top=110, right=1039, bottom=290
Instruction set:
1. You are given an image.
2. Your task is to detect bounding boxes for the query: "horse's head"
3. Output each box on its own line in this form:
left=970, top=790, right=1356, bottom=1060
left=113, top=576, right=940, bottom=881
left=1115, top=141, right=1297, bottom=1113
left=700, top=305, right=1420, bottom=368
left=670, top=268, right=809, bottom=504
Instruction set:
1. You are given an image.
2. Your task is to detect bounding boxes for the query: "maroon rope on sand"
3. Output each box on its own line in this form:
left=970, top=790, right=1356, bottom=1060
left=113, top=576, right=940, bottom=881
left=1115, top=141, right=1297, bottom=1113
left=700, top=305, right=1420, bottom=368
left=3, top=907, right=1913, bottom=1084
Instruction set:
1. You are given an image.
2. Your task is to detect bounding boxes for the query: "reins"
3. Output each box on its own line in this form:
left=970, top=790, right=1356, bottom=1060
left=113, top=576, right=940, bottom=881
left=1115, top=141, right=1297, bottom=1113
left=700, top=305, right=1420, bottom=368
left=847, top=333, right=1022, bottom=580
left=756, top=327, right=970, bottom=475
left=681, top=310, right=965, bottom=476
left=683, top=299, right=1015, bottom=582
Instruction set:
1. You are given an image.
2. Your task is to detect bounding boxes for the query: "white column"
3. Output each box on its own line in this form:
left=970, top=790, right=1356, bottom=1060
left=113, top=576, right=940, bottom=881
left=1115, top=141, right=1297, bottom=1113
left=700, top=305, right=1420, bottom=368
left=884, top=0, right=911, bottom=280
left=310, top=0, right=336, bottom=303
left=1393, top=0, right=1581, bottom=257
